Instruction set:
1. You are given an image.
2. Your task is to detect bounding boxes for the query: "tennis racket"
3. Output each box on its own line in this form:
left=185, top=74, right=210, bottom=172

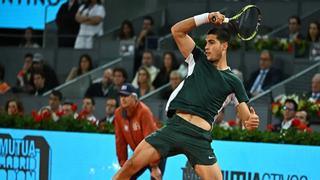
left=212, top=4, right=262, bottom=41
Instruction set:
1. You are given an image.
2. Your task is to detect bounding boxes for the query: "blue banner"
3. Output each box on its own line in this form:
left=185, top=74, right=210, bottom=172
left=0, top=0, right=66, bottom=29
left=0, top=128, right=319, bottom=179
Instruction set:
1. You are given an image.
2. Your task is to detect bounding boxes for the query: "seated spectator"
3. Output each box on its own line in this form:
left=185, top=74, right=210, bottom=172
left=307, top=21, right=320, bottom=61
left=136, top=67, right=154, bottom=97
left=15, top=53, right=34, bottom=93
left=19, top=27, right=40, bottom=48
left=306, top=21, right=320, bottom=43
left=66, top=54, right=93, bottom=82
left=31, top=53, right=59, bottom=89
left=153, top=52, right=179, bottom=88
left=30, top=71, right=50, bottom=96
left=0, top=64, right=10, bottom=94
left=132, top=50, right=159, bottom=88
left=246, top=50, right=282, bottom=97
left=134, top=16, right=156, bottom=71
left=161, top=70, right=183, bottom=100
left=77, top=96, right=97, bottom=124
left=295, top=110, right=309, bottom=126
left=85, top=68, right=118, bottom=98
left=74, top=0, right=105, bottom=49
left=100, top=97, right=117, bottom=125
left=48, top=90, right=63, bottom=111
left=113, top=67, right=128, bottom=91
left=56, top=0, right=80, bottom=47
left=62, top=101, right=77, bottom=117
left=118, top=20, right=135, bottom=40
left=5, top=99, right=24, bottom=116
left=287, top=16, right=304, bottom=42
left=308, top=73, right=320, bottom=101
left=274, top=99, right=297, bottom=131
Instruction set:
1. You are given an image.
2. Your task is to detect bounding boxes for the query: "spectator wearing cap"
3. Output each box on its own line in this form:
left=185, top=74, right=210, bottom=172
left=31, top=53, right=59, bottom=90
left=114, top=83, right=166, bottom=179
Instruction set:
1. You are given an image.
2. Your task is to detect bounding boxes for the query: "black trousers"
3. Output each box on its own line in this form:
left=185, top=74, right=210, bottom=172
left=130, top=158, right=166, bottom=180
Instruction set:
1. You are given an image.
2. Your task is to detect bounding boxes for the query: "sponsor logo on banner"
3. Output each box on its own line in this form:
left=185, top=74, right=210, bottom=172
left=221, top=170, right=308, bottom=180
left=0, top=133, right=51, bottom=180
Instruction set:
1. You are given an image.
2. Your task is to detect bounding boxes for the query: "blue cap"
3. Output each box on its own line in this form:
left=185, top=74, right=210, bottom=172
left=119, top=83, right=137, bottom=96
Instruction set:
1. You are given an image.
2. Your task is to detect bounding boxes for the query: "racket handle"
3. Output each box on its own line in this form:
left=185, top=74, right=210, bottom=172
left=211, top=16, right=230, bottom=23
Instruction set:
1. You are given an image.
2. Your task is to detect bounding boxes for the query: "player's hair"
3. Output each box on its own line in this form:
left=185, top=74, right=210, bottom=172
left=207, top=25, right=232, bottom=43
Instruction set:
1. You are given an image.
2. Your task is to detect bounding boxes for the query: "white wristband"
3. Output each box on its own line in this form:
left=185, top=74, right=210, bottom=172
left=194, top=13, right=209, bottom=26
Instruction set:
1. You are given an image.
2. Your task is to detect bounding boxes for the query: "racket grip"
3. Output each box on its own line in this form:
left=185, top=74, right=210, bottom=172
left=211, top=16, right=229, bottom=23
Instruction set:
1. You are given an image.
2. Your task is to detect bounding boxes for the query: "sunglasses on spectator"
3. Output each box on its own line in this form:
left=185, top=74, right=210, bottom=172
left=283, top=106, right=295, bottom=111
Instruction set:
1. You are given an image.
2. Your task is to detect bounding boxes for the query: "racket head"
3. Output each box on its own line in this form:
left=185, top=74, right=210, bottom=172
left=229, top=5, right=262, bottom=41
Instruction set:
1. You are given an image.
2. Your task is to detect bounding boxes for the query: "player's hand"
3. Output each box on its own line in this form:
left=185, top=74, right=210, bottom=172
left=209, top=11, right=225, bottom=25
left=151, top=166, right=162, bottom=180
left=245, top=107, right=260, bottom=130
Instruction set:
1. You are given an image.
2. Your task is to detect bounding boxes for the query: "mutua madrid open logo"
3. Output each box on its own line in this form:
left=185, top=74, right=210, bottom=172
left=0, top=134, right=51, bottom=180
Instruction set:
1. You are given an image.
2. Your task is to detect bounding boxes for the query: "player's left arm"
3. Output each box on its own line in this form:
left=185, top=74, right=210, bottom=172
left=236, top=102, right=260, bottom=130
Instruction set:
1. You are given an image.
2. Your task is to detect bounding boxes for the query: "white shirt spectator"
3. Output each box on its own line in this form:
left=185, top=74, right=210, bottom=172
left=74, top=4, right=105, bottom=49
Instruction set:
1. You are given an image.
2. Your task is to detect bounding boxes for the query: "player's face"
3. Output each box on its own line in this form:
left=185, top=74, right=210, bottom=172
left=205, top=34, right=226, bottom=62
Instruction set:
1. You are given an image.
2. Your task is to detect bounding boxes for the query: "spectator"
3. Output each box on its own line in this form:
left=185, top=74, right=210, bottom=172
left=114, top=83, right=166, bottom=179
left=19, top=27, right=40, bottom=48
left=100, top=97, right=117, bottom=125
left=0, top=64, right=11, bottom=94
left=113, top=67, right=128, bottom=91
left=132, top=50, right=159, bottom=88
left=62, top=102, right=77, bottom=117
left=287, top=16, right=303, bottom=42
left=66, top=54, right=93, bottom=82
left=48, top=90, right=63, bottom=112
left=30, top=71, right=50, bottom=96
left=118, top=20, right=135, bottom=40
left=85, top=68, right=118, bottom=98
left=134, top=16, right=156, bottom=71
left=78, top=96, right=97, bottom=123
left=161, top=70, right=183, bottom=100
left=15, top=53, right=34, bottom=93
left=74, top=0, right=105, bottom=49
left=275, top=99, right=298, bottom=131
left=308, top=73, right=320, bottom=101
left=136, top=67, right=154, bottom=97
left=31, top=53, right=59, bottom=89
left=5, top=99, right=24, bottom=116
left=306, top=21, right=320, bottom=43
left=246, top=50, right=282, bottom=97
left=56, top=0, right=80, bottom=47
left=153, top=52, right=179, bottom=88
left=295, top=110, right=309, bottom=126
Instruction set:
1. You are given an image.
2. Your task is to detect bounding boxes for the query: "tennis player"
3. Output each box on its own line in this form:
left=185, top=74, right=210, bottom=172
left=113, top=11, right=260, bottom=180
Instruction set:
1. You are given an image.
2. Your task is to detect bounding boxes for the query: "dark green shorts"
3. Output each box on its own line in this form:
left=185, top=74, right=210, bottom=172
left=145, top=114, right=217, bottom=167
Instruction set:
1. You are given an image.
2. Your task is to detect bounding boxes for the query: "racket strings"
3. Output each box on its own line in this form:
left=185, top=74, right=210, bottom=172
left=236, top=7, right=260, bottom=40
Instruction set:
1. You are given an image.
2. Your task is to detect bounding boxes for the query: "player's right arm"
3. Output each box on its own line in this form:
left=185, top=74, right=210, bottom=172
left=171, top=12, right=224, bottom=58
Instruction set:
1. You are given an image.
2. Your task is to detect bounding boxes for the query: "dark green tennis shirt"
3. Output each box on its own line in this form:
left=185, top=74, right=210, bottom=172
left=166, top=46, right=249, bottom=124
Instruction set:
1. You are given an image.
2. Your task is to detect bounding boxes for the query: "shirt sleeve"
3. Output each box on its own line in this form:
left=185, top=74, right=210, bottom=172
left=233, top=78, right=249, bottom=104
left=93, top=5, right=105, bottom=18
left=114, top=110, right=128, bottom=167
left=185, top=45, right=205, bottom=64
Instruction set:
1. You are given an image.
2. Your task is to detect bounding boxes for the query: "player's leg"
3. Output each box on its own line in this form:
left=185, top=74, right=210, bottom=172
left=113, top=140, right=161, bottom=180
left=194, top=163, right=222, bottom=180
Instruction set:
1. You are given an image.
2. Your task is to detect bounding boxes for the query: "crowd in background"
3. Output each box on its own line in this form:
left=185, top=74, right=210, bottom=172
left=0, top=4, right=320, bottom=134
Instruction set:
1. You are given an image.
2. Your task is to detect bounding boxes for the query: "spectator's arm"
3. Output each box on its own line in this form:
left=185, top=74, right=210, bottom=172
left=84, top=16, right=103, bottom=25
left=114, top=112, right=128, bottom=167
left=75, top=11, right=88, bottom=23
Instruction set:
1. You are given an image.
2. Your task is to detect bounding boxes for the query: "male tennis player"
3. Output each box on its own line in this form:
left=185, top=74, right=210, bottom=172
left=113, top=11, right=260, bottom=180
